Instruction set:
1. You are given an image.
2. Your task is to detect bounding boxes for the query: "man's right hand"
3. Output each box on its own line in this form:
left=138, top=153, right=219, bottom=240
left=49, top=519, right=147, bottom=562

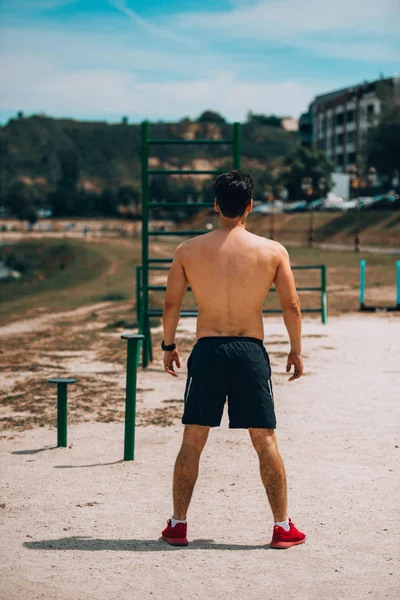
left=286, top=351, right=303, bottom=382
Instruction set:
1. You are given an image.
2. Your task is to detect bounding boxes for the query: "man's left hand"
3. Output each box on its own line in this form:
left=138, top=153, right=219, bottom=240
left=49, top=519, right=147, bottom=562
left=163, top=348, right=181, bottom=377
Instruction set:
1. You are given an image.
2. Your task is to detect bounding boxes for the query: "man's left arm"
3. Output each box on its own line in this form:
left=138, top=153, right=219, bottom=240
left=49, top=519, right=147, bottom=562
left=162, top=245, right=188, bottom=377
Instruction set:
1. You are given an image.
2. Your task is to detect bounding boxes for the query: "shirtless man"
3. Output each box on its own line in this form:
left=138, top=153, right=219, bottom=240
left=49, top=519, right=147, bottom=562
left=160, top=170, right=305, bottom=549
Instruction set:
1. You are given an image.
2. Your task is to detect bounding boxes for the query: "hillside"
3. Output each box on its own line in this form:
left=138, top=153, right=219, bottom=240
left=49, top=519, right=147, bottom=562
left=0, top=114, right=295, bottom=196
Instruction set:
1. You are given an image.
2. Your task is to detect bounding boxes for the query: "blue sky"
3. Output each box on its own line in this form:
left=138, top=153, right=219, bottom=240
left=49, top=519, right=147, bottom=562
left=0, top=0, right=399, bottom=124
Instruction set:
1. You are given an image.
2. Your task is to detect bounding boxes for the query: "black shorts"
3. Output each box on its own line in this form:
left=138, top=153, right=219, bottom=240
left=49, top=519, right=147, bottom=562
left=182, top=336, right=276, bottom=429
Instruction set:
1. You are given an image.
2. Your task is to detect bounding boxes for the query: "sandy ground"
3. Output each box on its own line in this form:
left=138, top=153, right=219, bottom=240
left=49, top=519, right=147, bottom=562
left=1, top=314, right=400, bottom=600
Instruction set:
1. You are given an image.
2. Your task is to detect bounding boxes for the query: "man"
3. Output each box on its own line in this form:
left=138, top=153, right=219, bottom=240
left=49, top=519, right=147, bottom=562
left=160, top=170, right=305, bottom=549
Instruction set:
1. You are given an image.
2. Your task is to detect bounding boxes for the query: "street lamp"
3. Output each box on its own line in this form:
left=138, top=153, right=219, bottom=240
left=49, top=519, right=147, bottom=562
left=264, top=185, right=275, bottom=240
left=348, top=164, right=361, bottom=252
left=301, top=177, right=314, bottom=247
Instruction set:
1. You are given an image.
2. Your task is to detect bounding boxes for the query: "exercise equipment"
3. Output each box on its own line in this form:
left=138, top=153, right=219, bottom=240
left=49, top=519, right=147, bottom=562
left=360, top=259, right=400, bottom=312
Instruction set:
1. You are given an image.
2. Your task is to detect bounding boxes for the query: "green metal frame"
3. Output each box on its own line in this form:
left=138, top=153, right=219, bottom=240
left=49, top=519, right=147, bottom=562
left=136, top=264, right=328, bottom=337
left=359, top=259, right=400, bottom=312
left=139, top=121, right=242, bottom=367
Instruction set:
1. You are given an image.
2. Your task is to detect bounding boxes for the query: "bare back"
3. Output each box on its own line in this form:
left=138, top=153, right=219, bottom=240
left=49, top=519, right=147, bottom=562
left=179, top=229, right=281, bottom=340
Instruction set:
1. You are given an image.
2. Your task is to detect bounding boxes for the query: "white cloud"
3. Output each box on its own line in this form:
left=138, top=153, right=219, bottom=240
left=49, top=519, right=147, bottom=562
left=176, top=0, right=400, bottom=36
left=0, top=0, right=78, bottom=10
left=108, top=0, right=196, bottom=45
left=174, top=0, right=400, bottom=60
left=0, top=54, right=321, bottom=119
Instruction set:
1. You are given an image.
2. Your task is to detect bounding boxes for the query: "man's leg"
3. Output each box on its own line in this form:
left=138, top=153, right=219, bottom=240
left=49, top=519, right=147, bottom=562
left=249, top=428, right=287, bottom=522
left=172, top=424, right=210, bottom=520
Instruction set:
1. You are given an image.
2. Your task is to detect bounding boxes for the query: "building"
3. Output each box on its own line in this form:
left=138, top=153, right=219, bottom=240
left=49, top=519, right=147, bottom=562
left=281, top=117, right=299, bottom=132
left=299, top=77, right=400, bottom=172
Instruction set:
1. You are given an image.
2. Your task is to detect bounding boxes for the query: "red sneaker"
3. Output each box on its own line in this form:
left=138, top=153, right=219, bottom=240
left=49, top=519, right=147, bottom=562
left=161, top=519, right=188, bottom=546
left=270, top=519, right=306, bottom=549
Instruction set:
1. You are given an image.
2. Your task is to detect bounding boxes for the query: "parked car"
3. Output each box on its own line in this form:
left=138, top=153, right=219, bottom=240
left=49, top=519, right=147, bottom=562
left=283, top=200, right=308, bottom=213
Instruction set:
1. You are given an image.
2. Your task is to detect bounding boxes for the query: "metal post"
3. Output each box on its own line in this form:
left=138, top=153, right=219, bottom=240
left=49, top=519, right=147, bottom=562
left=48, top=378, right=77, bottom=447
left=141, top=121, right=150, bottom=368
left=308, top=204, right=314, bottom=247
left=233, top=122, right=241, bottom=170
left=360, top=259, right=366, bottom=309
left=396, top=261, right=400, bottom=309
left=121, top=334, right=144, bottom=461
left=136, top=265, right=142, bottom=326
left=354, top=197, right=361, bottom=252
left=321, top=265, right=328, bottom=324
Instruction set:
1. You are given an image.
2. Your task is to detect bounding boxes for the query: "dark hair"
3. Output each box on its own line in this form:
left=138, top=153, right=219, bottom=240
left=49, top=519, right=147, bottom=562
left=213, top=170, right=254, bottom=218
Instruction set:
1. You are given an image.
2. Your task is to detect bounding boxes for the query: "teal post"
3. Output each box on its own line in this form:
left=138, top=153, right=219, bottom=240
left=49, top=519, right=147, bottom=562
left=396, top=261, right=400, bottom=309
left=360, top=259, right=366, bottom=308
left=122, top=334, right=144, bottom=461
left=321, top=265, right=328, bottom=324
left=233, top=122, right=241, bottom=170
left=48, top=378, right=77, bottom=448
left=141, top=121, right=150, bottom=368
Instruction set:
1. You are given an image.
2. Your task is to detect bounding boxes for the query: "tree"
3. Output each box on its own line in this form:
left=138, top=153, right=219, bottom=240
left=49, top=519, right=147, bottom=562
left=5, top=180, right=38, bottom=224
left=50, top=149, right=80, bottom=216
left=247, top=113, right=282, bottom=128
left=364, top=105, right=400, bottom=184
left=281, top=146, right=334, bottom=201
left=99, top=188, right=118, bottom=216
left=117, top=184, right=140, bottom=215
left=57, top=148, right=80, bottom=192
left=197, top=110, right=226, bottom=125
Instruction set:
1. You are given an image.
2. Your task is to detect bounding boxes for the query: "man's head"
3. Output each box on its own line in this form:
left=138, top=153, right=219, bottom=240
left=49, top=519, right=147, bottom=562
left=213, top=170, right=254, bottom=219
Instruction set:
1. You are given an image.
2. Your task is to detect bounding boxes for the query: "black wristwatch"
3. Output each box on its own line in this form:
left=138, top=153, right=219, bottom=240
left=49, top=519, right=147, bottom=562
left=161, top=340, right=176, bottom=351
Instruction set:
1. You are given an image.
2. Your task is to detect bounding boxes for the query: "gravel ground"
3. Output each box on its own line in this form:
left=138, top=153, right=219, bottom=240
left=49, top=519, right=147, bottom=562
left=1, top=314, right=399, bottom=600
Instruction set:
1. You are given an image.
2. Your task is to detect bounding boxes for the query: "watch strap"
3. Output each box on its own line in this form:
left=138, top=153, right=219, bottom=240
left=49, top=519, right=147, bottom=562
left=161, top=340, right=176, bottom=351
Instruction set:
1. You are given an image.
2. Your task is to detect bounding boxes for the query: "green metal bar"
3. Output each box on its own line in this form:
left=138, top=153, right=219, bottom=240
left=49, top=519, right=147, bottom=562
left=148, top=169, right=225, bottom=175
left=57, top=383, right=68, bottom=448
left=141, top=121, right=150, bottom=368
left=291, top=265, right=325, bottom=270
left=149, top=202, right=214, bottom=208
left=233, top=122, right=241, bottom=170
left=321, top=265, right=328, bottom=324
left=148, top=308, right=323, bottom=316
left=148, top=258, right=173, bottom=263
left=122, top=334, right=144, bottom=461
left=146, top=284, right=321, bottom=293
left=263, top=309, right=322, bottom=314
left=148, top=230, right=209, bottom=236
left=148, top=309, right=198, bottom=317
left=136, top=265, right=142, bottom=326
left=148, top=139, right=233, bottom=145
left=138, top=265, right=170, bottom=271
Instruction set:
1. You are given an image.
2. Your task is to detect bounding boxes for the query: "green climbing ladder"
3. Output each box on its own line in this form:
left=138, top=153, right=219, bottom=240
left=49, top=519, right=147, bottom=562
left=139, top=121, right=242, bottom=367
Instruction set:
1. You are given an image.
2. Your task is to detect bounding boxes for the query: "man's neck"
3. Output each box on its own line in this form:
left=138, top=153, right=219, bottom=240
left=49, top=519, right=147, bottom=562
left=219, top=216, right=247, bottom=231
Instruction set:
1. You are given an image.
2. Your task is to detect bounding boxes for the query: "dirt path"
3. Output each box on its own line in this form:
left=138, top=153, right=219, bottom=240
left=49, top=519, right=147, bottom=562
left=1, top=314, right=399, bottom=600
left=0, top=302, right=113, bottom=338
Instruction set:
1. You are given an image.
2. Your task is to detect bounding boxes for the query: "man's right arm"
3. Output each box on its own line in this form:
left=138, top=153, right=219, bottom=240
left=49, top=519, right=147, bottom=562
left=274, top=245, right=303, bottom=381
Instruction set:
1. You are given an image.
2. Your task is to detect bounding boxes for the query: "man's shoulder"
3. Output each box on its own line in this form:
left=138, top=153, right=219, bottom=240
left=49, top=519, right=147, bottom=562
left=175, top=233, right=211, bottom=256
left=251, top=233, right=287, bottom=255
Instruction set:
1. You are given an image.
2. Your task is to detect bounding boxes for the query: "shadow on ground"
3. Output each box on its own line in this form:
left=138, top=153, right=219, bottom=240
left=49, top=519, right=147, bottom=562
left=24, top=537, right=271, bottom=551
left=11, top=447, right=57, bottom=455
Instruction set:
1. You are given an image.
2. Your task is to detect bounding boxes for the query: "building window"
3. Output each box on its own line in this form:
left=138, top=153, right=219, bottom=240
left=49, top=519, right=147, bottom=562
left=336, top=113, right=344, bottom=126
left=347, top=131, right=355, bottom=144
left=367, top=104, right=375, bottom=122
left=337, top=133, right=344, bottom=145
left=336, top=154, right=344, bottom=167
left=347, top=152, right=356, bottom=165
left=347, top=110, right=355, bottom=123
